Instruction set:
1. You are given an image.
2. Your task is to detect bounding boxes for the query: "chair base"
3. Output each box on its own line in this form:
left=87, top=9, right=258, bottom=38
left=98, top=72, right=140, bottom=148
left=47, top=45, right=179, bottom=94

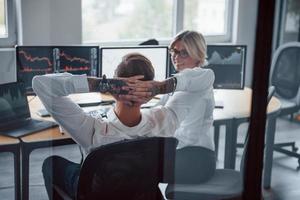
left=237, top=142, right=300, bottom=169
left=273, top=143, right=300, bottom=170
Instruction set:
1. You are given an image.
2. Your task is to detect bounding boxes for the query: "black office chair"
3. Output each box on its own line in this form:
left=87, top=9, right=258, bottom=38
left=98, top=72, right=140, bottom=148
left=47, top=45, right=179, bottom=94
left=165, top=86, right=276, bottom=200
left=139, top=39, right=159, bottom=45
left=53, top=137, right=178, bottom=200
left=269, top=42, right=300, bottom=169
left=165, top=147, right=243, bottom=200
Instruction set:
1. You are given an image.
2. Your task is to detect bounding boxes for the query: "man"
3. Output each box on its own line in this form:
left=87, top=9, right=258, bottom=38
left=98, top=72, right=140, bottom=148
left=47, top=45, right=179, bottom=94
left=33, top=53, right=214, bottom=199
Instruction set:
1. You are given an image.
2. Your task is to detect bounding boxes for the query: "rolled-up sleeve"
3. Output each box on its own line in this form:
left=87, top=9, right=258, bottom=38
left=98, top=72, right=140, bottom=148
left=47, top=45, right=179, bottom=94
left=32, top=73, right=102, bottom=150
left=175, top=68, right=215, bottom=92
left=165, top=67, right=214, bottom=124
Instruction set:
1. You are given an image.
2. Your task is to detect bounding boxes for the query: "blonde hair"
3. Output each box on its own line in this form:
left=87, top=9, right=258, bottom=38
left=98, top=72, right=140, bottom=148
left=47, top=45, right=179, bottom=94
left=170, top=30, right=207, bottom=66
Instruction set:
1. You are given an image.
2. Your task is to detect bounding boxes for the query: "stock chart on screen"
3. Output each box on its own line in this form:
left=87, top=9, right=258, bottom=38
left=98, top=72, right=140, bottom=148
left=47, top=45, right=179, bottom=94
left=205, top=45, right=246, bottom=89
left=16, top=46, right=99, bottom=94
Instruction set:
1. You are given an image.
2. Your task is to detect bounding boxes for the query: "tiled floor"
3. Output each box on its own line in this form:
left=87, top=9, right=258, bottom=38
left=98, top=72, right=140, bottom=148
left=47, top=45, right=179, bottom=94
left=0, top=117, right=300, bottom=200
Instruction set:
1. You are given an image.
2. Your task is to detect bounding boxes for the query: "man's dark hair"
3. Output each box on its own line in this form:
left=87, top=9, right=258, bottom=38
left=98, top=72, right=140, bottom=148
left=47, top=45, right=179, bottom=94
left=115, top=53, right=155, bottom=81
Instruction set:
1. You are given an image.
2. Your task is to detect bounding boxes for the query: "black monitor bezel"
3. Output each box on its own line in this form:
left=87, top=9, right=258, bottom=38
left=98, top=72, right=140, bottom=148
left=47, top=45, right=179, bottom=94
left=205, top=44, right=247, bottom=90
left=99, top=45, right=170, bottom=80
left=16, top=45, right=100, bottom=95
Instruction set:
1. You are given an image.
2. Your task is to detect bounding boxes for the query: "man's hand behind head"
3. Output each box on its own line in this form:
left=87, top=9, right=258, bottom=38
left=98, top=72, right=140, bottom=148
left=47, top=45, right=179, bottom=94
left=100, top=75, right=145, bottom=95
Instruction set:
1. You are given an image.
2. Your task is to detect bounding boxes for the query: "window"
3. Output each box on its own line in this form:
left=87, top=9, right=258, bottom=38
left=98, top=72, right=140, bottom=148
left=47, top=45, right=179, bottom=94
left=279, top=0, right=300, bottom=44
left=183, top=0, right=232, bottom=40
left=0, top=0, right=16, bottom=46
left=82, top=0, right=234, bottom=43
left=82, top=0, right=173, bottom=43
left=0, top=0, right=7, bottom=37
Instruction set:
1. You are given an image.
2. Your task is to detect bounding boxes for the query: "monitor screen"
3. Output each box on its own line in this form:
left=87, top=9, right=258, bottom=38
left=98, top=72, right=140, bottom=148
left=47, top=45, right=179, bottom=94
left=16, top=46, right=99, bottom=94
left=16, top=46, right=54, bottom=93
left=205, top=45, right=246, bottom=89
left=100, top=46, right=169, bottom=81
left=53, top=46, right=99, bottom=75
left=0, top=48, right=17, bottom=85
left=0, top=82, right=30, bottom=125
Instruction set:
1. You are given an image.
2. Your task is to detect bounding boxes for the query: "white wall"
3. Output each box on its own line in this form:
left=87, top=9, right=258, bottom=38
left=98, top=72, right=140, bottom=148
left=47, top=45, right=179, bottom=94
left=0, top=0, right=82, bottom=84
left=233, top=0, right=259, bottom=87
left=21, top=0, right=81, bottom=45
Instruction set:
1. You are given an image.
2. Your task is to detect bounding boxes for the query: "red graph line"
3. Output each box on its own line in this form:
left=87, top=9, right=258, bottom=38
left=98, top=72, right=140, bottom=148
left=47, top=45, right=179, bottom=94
left=59, top=51, right=90, bottom=64
left=64, top=66, right=90, bottom=71
left=18, top=50, right=52, bottom=66
left=21, top=67, right=52, bottom=72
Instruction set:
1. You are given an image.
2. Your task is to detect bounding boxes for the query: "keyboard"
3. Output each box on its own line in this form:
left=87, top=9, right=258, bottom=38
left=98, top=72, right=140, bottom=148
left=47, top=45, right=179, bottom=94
left=0, top=119, right=58, bottom=138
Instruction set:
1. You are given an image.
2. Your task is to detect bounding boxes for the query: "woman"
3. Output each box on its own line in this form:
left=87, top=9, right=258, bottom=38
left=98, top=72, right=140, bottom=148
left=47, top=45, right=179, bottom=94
left=161, top=30, right=216, bottom=183
left=121, top=31, right=216, bottom=184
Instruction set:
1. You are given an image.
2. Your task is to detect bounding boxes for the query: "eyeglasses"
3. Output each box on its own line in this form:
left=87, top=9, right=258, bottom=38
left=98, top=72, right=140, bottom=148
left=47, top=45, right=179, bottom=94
left=169, top=49, right=190, bottom=58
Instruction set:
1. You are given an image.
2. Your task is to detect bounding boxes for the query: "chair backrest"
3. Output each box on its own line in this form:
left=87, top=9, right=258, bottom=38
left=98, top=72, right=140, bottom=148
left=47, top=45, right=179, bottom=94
left=270, top=42, right=300, bottom=100
left=76, top=137, right=178, bottom=200
left=139, top=39, right=159, bottom=45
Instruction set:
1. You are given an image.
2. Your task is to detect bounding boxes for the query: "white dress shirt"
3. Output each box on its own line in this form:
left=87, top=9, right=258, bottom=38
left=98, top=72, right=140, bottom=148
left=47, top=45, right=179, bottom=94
left=159, top=66, right=215, bottom=150
left=32, top=68, right=214, bottom=153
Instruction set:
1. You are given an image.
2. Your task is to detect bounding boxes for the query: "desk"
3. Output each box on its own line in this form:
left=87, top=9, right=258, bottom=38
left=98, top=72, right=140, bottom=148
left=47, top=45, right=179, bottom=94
left=20, top=93, right=114, bottom=200
left=213, top=88, right=281, bottom=188
left=0, top=135, right=20, bottom=200
left=18, top=90, right=280, bottom=199
left=20, top=128, right=75, bottom=200
left=21, top=94, right=75, bottom=200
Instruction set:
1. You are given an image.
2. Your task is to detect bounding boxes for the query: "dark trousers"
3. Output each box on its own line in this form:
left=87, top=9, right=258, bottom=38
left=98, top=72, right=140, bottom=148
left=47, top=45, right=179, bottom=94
left=42, top=155, right=80, bottom=200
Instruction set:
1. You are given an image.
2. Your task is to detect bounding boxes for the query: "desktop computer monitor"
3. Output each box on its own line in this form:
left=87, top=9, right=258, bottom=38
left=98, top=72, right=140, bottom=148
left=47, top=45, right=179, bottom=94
left=16, top=46, right=99, bottom=94
left=100, top=46, right=169, bottom=81
left=205, top=45, right=246, bottom=89
left=16, top=46, right=54, bottom=93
